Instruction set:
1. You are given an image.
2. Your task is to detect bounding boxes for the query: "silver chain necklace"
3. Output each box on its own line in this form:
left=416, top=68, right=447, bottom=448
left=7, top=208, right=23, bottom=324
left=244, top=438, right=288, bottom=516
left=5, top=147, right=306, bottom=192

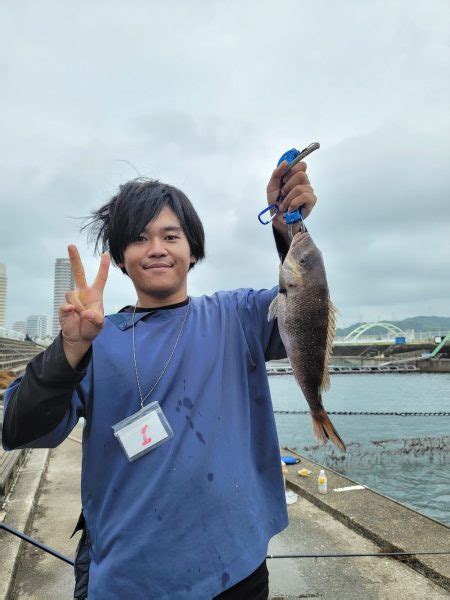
left=131, top=297, right=191, bottom=409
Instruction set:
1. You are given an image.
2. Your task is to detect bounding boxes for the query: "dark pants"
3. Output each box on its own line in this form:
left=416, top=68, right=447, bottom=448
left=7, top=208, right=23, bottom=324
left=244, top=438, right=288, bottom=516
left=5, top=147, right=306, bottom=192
left=74, top=553, right=269, bottom=600
left=213, top=560, right=269, bottom=599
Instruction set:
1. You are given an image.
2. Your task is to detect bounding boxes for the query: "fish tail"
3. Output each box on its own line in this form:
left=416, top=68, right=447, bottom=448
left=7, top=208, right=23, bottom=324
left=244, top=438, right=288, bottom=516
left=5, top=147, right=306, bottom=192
left=311, top=409, right=347, bottom=452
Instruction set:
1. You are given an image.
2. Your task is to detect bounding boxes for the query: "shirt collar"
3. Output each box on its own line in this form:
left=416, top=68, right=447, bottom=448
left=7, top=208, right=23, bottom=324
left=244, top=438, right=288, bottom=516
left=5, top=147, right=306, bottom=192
left=105, top=297, right=190, bottom=331
left=105, top=311, right=152, bottom=331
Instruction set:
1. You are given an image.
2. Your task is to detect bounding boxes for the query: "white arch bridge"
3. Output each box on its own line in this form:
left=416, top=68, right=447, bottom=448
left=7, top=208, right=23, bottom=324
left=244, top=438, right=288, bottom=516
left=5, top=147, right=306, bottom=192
left=343, top=322, right=407, bottom=342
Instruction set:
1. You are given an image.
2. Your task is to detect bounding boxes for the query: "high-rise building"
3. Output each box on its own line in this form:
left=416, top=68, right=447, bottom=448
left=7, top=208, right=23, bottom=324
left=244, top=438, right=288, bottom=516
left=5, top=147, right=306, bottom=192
left=13, top=321, right=27, bottom=335
left=0, top=263, right=6, bottom=328
left=27, top=315, right=48, bottom=338
left=52, top=258, right=75, bottom=338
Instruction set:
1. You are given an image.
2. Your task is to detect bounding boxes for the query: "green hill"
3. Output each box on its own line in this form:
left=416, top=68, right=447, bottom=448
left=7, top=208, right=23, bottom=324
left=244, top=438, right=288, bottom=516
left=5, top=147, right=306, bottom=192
left=336, top=316, right=450, bottom=337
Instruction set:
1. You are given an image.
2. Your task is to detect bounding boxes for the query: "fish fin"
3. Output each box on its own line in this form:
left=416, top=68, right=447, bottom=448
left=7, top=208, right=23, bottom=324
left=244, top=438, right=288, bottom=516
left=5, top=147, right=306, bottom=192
left=311, top=409, right=346, bottom=452
left=268, top=296, right=279, bottom=321
left=319, top=299, right=337, bottom=393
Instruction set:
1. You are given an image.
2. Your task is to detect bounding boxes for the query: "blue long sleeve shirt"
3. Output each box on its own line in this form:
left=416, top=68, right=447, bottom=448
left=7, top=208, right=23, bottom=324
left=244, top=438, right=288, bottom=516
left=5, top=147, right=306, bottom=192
left=2, top=286, right=288, bottom=599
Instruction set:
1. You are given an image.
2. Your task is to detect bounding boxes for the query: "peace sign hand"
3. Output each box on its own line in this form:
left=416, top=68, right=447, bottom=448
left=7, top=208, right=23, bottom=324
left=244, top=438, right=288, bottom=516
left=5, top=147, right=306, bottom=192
left=59, top=245, right=110, bottom=346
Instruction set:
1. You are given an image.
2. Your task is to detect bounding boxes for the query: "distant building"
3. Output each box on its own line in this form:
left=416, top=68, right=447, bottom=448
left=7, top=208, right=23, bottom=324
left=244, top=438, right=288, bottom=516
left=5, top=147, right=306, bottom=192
left=0, top=262, right=6, bottom=328
left=52, top=258, right=75, bottom=338
left=27, top=315, right=48, bottom=338
left=13, top=321, right=27, bottom=335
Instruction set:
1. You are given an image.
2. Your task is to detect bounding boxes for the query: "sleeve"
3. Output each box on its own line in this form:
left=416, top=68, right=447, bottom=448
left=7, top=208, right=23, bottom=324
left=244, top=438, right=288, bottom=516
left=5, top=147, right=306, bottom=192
left=224, top=225, right=289, bottom=361
left=1, top=331, right=92, bottom=450
left=272, top=225, right=290, bottom=264
left=229, top=286, right=287, bottom=362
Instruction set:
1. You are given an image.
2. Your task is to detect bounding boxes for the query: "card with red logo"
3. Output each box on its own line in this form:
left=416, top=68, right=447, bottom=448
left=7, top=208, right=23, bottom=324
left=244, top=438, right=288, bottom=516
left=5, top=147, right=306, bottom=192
left=112, top=401, right=174, bottom=462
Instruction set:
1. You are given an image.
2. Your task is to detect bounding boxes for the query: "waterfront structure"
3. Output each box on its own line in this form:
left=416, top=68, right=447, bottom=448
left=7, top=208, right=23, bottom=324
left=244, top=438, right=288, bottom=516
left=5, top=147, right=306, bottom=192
left=26, top=315, right=48, bottom=338
left=0, top=327, right=25, bottom=341
left=52, top=259, right=75, bottom=338
left=343, top=322, right=408, bottom=343
left=0, top=262, right=7, bottom=328
left=335, top=323, right=447, bottom=344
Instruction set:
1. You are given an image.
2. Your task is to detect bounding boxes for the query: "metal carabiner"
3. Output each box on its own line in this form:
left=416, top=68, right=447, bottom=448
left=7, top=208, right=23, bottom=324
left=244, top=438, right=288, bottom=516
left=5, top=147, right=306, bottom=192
left=258, top=204, right=279, bottom=225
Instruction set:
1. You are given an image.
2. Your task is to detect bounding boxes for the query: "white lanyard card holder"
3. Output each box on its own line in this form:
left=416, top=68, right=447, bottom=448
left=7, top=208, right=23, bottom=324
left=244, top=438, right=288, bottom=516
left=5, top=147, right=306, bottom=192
left=112, top=401, right=174, bottom=462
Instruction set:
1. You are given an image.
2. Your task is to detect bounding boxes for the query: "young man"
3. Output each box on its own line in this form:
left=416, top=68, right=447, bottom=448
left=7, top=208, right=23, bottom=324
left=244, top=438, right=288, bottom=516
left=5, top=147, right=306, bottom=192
left=2, top=160, right=317, bottom=599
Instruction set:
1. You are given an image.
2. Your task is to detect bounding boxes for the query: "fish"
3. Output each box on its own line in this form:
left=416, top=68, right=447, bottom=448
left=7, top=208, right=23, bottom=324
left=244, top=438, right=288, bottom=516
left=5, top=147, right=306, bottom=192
left=268, top=231, right=346, bottom=452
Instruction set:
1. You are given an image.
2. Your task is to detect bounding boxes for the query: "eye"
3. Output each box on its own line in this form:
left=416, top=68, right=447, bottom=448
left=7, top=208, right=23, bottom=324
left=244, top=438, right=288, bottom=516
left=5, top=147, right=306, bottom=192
left=300, top=256, right=307, bottom=265
left=165, top=235, right=179, bottom=241
left=136, top=235, right=146, bottom=242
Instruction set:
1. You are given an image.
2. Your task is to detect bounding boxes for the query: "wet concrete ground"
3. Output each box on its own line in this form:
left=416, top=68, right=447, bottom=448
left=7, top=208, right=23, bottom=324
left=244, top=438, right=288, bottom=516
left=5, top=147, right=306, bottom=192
left=267, top=497, right=449, bottom=599
left=6, top=424, right=449, bottom=599
left=7, top=429, right=81, bottom=600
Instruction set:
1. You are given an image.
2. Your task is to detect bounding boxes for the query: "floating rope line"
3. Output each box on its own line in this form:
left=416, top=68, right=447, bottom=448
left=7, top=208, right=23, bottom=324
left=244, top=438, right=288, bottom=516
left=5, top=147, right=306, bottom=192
left=274, top=410, right=450, bottom=416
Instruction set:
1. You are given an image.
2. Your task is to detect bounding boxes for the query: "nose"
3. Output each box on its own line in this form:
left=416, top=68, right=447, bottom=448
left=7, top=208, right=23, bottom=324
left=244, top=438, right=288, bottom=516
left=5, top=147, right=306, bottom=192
left=146, top=237, right=169, bottom=257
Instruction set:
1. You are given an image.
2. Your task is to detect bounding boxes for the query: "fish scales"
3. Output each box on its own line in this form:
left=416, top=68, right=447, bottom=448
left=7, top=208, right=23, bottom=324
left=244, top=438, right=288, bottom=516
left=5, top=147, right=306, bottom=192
left=282, top=293, right=330, bottom=395
left=268, top=231, right=346, bottom=452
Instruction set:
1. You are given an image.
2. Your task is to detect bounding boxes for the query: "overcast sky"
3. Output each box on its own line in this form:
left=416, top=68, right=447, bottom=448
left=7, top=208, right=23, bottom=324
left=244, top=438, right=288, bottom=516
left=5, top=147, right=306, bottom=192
left=1, top=0, right=449, bottom=329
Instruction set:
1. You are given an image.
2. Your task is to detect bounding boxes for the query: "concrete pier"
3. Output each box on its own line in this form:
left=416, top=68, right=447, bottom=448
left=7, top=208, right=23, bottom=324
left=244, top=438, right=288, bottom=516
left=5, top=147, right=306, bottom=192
left=280, top=448, right=450, bottom=593
left=1, top=425, right=449, bottom=599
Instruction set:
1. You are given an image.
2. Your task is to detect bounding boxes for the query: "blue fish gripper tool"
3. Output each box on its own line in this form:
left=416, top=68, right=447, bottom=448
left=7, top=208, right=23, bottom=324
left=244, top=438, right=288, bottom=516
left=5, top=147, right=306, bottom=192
left=277, top=148, right=303, bottom=226
left=257, top=142, right=320, bottom=237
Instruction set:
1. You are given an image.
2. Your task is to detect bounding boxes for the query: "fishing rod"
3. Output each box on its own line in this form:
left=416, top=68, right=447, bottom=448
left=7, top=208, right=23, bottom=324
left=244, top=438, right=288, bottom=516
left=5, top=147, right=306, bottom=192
left=0, top=522, right=75, bottom=566
left=267, top=551, right=450, bottom=559
left=1, top=522, right=448, bottom=566
left=274, top=410, right=450, bottom=416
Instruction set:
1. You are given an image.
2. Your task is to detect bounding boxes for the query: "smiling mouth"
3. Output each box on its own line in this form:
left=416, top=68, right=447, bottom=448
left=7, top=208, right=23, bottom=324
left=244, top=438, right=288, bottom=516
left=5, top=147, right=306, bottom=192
left=144, top=265, right=173, bottom=270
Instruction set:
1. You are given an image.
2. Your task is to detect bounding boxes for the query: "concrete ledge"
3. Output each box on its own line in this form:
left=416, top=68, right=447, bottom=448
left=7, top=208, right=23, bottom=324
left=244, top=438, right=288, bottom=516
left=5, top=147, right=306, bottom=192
left=0, top=448, right=50, bottom=600
left=0, top=450, right=29, bottom=498
left=282, top=446, right=450, bottom=592
left=416, top=358, right=450, bottom=372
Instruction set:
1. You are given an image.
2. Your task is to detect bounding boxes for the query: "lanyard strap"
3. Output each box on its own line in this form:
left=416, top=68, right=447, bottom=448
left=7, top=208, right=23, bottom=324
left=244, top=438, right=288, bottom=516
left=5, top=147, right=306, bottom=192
left=131, top=298, right=191, bottom=408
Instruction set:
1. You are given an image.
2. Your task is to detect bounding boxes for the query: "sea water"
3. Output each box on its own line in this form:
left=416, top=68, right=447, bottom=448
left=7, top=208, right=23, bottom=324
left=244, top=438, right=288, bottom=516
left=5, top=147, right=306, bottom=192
left=270, top=373, right=450, bottom=525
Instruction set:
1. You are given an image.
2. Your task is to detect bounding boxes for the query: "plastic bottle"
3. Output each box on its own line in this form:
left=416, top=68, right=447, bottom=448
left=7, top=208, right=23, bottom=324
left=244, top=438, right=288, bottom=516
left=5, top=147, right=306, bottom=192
left=281, top=460, right=298, bottom=504
left=281, top=460, right=288, bottom=489
left=318, top=469, right=327, bottom=494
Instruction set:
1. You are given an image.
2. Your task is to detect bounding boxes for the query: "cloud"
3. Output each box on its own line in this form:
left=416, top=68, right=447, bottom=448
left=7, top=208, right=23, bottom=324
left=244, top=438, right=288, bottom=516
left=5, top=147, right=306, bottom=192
left=0, top=1, right=449, bottom=329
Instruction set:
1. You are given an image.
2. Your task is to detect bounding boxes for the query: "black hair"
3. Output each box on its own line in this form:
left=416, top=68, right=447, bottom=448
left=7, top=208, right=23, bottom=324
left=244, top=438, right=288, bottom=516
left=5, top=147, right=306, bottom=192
left=80, top=178, right=205, bottom=276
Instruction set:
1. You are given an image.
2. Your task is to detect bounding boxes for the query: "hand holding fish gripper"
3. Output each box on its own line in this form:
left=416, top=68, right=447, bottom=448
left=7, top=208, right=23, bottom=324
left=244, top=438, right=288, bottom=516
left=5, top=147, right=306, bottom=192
left=258, top=142, right=320, bottom=240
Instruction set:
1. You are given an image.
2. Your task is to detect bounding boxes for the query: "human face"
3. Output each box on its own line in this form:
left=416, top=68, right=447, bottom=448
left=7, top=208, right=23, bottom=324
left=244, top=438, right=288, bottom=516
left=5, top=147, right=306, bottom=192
left=118, top=206, right=195, bottom=308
